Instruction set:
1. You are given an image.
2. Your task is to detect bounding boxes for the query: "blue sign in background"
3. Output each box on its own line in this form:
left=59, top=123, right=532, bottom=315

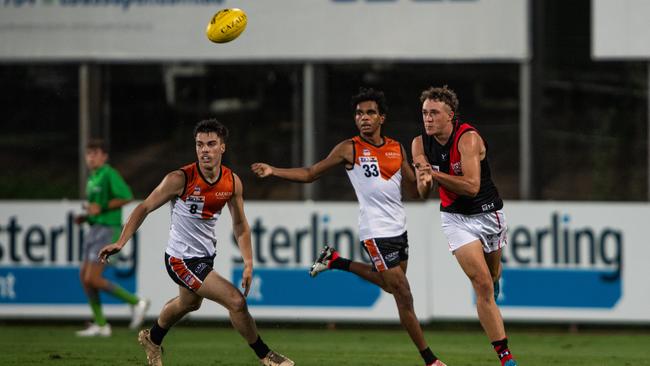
left=498, top=268, right=621, bottom=308
left=233, top=268, right=381, bottom=307
left=0, top=267, right=136, bottom=304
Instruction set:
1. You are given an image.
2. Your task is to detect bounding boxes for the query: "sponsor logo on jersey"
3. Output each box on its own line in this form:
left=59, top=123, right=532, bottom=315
left=441, top=152, right=448, bottom=161
left=362, top=148, right=371, bottom=156
left=215, top=191, right=232, bottom=198
left=193, top=185, right=201, bottom=195
left=359, top=156, right=378, bottom=163
left=482, top=202, right=495, bottom=212
left=187, top=195, right=205, bottom=203
left=385, top=151, right=400, bottom=159
left=451, top=161, right=462, bottom=175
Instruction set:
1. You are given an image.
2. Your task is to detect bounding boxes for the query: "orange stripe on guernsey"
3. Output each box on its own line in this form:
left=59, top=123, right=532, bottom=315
left=363, top=239, right=388, bottom=272
left=352, top=136, right=401, bottom=180
left=169, top=256, right=202, bottom=291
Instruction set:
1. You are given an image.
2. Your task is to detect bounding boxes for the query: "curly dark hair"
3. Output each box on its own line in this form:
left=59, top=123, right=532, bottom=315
left=193, top=118, right=229, bottom=142
left=419, top=85, right=459, bottom=114
left=351, top=87, right=388, bottom=115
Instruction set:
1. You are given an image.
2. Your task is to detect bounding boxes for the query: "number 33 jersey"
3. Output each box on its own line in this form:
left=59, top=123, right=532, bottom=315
left=346, top=136, right=406, bottom=241
left=167, top=162, right=234, bottom=259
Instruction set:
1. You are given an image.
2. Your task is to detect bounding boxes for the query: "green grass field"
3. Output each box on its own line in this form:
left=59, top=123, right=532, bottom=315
left=1, top=323, right=648, bottom=366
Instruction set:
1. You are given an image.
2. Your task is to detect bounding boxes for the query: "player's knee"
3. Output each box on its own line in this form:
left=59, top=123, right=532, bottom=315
left=85, top=276, right=104, bottom=289
left=184, top=301, right=202, bottom=312
left=227, top=293, right=248, bottom=313
left=471, top=275, right=493, bottom=299
left=80, top=276, right=92, bottom=288
left=391, top=283, right=414, bottom=307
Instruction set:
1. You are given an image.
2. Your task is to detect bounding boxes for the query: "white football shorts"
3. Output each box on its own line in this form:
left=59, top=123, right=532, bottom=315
left=441, top=209, right=508, bottom=253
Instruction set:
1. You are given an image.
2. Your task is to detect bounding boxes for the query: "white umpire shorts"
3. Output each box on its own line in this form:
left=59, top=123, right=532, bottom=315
left=441, top=209, right=508, bottom=253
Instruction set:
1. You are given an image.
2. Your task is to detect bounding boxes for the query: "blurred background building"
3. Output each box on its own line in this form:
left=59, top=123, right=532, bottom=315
left=1, top=0, right=647, bottom=202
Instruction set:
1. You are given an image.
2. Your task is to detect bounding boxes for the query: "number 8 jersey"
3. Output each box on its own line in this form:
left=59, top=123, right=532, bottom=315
left=346, top=136, right=406, bottom=241
left=167, top=162, right=234, bottom=259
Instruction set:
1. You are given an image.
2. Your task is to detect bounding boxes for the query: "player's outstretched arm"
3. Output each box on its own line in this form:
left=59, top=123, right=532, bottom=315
left=411, top=136, right=434, bottom=199
left=227, top=173, right=253, bottom=297
left=98, top=170, right=184, bottom=263
left=430, top=131, right=482, bottom=197
left=251, top=140, right=353, bottom=183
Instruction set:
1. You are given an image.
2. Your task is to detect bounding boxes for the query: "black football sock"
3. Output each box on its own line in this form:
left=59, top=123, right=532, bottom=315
left=329, top=256, right=351, bottom=271
left=249, top=335, right=271, bottom=359
left=149, top=320, right=169, bottom=346
left=420, top=347, right=438, bottom=364
left=492, top=338, right=514, bottom=365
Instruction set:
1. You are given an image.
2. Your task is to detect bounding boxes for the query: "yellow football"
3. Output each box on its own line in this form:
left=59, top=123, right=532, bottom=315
left=206, top=8, right=248, bottom=44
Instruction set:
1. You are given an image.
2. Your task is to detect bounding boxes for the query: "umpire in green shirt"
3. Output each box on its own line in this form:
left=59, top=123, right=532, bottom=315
left=74, top=139, right=149, bottom=337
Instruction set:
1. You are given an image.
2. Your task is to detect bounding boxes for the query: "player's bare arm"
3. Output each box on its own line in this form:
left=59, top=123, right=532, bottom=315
left=227, top=173, right=253, bottom=297
left=411, top=136, right=435, bottom=198
left=98, top=170, right=185, bottom=263
left=431, top=131, right=483, bottom=197
left=251, top=139, right=354, bottom=182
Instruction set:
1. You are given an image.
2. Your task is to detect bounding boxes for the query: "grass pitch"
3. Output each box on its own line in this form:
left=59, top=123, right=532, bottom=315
left=1, top=323, right=648, bottom=365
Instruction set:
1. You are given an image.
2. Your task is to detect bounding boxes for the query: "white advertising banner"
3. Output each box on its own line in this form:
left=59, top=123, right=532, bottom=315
left=592, top=0, right=650, bottom=59
left=0, top=0, right=528, bottom=61
left=1, top=200, right=648, bottom=323
left=430, top=202, right=650, bottom=323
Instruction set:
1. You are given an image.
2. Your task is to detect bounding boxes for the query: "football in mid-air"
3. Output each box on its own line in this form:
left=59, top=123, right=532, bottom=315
left=206, top=8, right=248, bottom=44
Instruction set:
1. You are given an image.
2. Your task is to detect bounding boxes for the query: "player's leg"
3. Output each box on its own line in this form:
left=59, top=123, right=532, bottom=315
left=455, top=241, right=516, bottom=365
left=454, top=241, right=505, bottom=340
left=366, top=235, right=443, bottom=365
left=484, top=248, right=503, bottom=301
left=310, top=245, right=392, bottom=291
left=77, top=260, right=111, bottom=336
left=196, top=271, right=294, bottom=365
left=383, top=263, right=444, bottom=366
left=87, top=225, right=146, bottom=310
left=139, top=287, right=203, bottom=366
left=310, top=234, right=413, bottom=294
left=158, top=287, right=203, bottom=328
left=196, top=270, right=258, bottom=341
left=348, top=258, right=410, bottom=292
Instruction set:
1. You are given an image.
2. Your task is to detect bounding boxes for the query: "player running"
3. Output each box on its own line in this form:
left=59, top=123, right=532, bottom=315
left=412, top=85, right=517, bottom=366
left=252, top=87, right=446, bottom=366
left=98, top=119, right=293, bottom=366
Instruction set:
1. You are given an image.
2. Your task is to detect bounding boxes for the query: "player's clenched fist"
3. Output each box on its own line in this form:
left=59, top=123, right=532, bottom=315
left=250, top=163, right=273, bottom=178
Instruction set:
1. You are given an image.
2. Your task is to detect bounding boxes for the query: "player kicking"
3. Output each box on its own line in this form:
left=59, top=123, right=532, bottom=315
left=98, top=119, right=293, bottom=366
left=252, top=88, right=446, bottom=366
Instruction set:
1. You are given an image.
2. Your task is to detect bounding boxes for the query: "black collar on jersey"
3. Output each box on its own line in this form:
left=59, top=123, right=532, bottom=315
left=195, top=162, right=223, bottom=186
left=358, top=134, right=386, bottom=148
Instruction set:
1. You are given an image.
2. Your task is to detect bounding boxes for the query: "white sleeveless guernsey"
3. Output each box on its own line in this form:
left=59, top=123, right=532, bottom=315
left=346, top=136, right=406, bottom=241
left=166, top=163, right=234, bottom=259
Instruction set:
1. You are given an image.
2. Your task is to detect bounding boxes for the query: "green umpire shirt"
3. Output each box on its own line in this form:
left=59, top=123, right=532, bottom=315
left=86, top=164, right=133, bottom=227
